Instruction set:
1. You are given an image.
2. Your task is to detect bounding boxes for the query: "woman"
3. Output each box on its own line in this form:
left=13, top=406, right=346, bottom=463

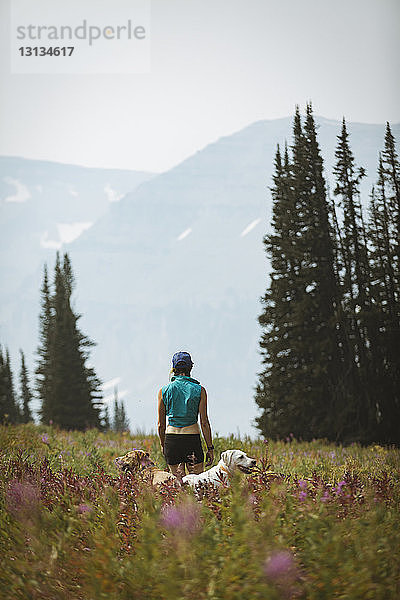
left=157, top=351, right=214, bottom=478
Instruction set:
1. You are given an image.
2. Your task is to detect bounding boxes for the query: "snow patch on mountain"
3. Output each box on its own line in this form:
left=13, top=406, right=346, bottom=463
left=177, top=227, right=192, bottom=241
left=240, top=218, right=261, bottom=237
left=104, top=184, right=124, bottom=203
left=40, top=222, right=93, bottom=249
left=3, top=177, right=31, bottom=203
left=103, top=389, right=129, bottom=404
left=102, top=377, right=122, bottom=391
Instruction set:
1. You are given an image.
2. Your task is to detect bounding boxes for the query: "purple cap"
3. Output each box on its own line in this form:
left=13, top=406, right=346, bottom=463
left=172, top=351, right=193, bottom=369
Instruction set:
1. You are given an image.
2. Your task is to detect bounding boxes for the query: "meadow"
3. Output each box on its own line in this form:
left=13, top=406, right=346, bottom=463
left=0, top=424, right=399, bottom=599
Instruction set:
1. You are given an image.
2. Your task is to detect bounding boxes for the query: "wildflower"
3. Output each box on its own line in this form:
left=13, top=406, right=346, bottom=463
left=77, top=503, right=92, bottom=514
left=139, top=454, right=154, bottom=468
left=321, top=490, right=330, bottom=503
left=248, top=493, right=257, bottom=507
left=264, top=550, right=298, bottom=583
left=6, top=480, right=41, bottom=518
left=41, top=433, right=49, bottom=444
left=334, top=481, right=346, bottom=496
left=296, top=479, right=308, bottom=501
left=161, top=500, right=201, bottom=534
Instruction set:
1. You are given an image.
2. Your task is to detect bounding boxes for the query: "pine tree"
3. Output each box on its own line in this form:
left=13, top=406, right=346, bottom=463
left=112, top=386, right=129, bottom=432
left=36, top=252, right=103, bottom=430
left=103, top=403, right=110, bottom=431
left=119, top=400, right=129, bottom=433
left=381, top=122, right=400, bottom=275
left=19, top=350, right=33, bottom=423
left=367, top=124, right=400, bottom=443
left=256, top=105, right=342, bottom=440
left=0, top=347, right=20, bottom=423
left=332, top=118, right=377, bottom=440
left=36, top=264, right=53, bottom=423
left=256, top=143, right=298, bottom=437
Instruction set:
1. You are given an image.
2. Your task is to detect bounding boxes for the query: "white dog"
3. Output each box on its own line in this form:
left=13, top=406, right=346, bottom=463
left=182, top=449, right=257, bottom=488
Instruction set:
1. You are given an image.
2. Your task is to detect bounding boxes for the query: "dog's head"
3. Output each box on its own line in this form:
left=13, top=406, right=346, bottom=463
left=220, top=450, right=257, bottom=474
left=115, top=449, right=155, bottom=472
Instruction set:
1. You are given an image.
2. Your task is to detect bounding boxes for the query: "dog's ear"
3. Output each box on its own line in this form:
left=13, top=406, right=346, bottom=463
left=221, top=450, right=235, bottom=468
left=126, top=450, right=139, bottom=469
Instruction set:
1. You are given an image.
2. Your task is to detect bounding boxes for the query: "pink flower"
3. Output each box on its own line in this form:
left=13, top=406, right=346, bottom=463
left=6, top=480, right=41, bottom=518
left=161, top=501, right=201, bottom=534
left=334, top=481, right=346, bottom=496
left=264, top=550, right=298, bottom=583
left=77, top=503, right=92, bottom=514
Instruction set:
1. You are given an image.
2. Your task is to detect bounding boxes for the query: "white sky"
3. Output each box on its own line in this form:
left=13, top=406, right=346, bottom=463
left=0, top=0, right=399, bottom=172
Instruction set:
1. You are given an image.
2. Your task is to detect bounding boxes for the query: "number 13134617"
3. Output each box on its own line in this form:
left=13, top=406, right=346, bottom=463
left=18, top=47, right=74, bottom=56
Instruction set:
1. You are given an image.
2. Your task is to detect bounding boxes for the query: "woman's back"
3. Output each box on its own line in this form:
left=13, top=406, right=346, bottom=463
left=162, top=375, right=201, bottom=428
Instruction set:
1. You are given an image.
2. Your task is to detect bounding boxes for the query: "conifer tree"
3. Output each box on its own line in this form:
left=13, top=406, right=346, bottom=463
left=381, top=123, right=400, bottom=275
left=367, top=124, right=400, bottom=443
left=112, top=386, right=129, bottom=432
left=256, top=105, right=342, bottom=440
left=36, top=264, right=53, bottom=423
left=0, top=347, right=20, bottom=423
left=36, top=253, right=103, bottom=429
left=332, top=118, right=376, bottom=439
left=119, top=400, right=129, bottom=433
left=19, top=350, right=33, bottom=423
left=256, top=143, right=299, bottom=437
left=103, top=403, right=110, bottom=431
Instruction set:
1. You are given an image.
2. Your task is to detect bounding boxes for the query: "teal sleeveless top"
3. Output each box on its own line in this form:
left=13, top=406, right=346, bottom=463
left=162, top=376, right=201, bottom=428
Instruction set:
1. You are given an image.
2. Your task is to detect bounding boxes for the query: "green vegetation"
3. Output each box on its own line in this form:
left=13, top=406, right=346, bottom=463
left=36, top=253, right=104, bottom=430
left=1, top=425, right=399, bottom=599
left=256, top=106, right=400, bottom=444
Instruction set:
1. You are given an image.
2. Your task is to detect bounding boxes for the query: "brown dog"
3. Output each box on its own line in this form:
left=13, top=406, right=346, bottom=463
left=115, top=449, right=179, bottom=487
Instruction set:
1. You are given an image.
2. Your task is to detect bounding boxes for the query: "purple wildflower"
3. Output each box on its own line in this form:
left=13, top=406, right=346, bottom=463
left=298, top=490, right=307, bottom=501
left=41, top=433, right=49, bottom=444
left=321, top=490, right=330, bottom=503
left=77, top=503, right=92, bottom=514
left=298, top=479, right=307, bottom=489
left=6, top=480, right=41, bottom=518
left=140, top=455, right=154, bottom=468
left=264, top=550, right=298, bottom=583
left=334, top=481, right=346, bottom=496
left=161, top=501, right=201, bottom=534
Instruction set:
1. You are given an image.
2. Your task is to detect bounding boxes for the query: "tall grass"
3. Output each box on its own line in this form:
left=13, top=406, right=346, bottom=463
left=1, top=424, right=399, bottom=599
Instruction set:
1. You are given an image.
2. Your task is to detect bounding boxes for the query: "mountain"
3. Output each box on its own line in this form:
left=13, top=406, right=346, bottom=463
left=1, top=117, right=398, bottom=436
left=0, top=156, right=154, bottom=297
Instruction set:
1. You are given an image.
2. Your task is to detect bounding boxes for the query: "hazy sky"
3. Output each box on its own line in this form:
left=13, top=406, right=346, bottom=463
left=1, top=0, right=399, bottom=172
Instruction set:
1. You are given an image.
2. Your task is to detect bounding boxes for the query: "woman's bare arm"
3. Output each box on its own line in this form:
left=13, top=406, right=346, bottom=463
left=199, top=387, right=214, bottom=465
left=157, top=389, right=166, bottom=451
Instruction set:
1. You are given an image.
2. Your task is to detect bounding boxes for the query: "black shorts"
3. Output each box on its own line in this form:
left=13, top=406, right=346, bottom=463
left=164, top=434, right=204, bottom=466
